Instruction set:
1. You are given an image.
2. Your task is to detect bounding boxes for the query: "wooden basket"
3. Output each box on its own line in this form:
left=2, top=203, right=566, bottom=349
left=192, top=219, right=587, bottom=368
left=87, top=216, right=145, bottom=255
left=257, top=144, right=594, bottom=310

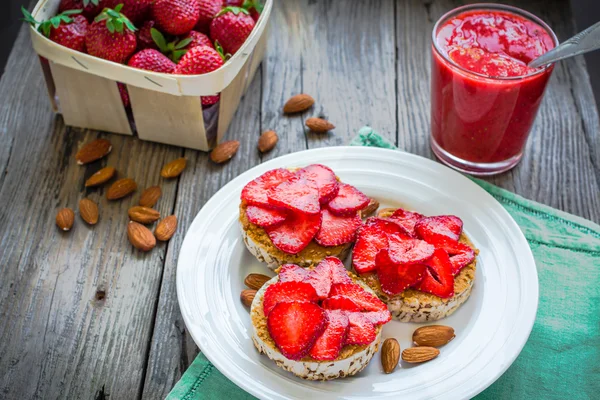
left=29, top=0, right=272, bottom=151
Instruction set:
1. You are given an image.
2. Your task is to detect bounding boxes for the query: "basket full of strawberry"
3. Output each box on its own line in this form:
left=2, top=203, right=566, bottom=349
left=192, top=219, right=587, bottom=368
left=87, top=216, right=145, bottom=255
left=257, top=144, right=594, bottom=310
left=23, top=0, right=271, bottom=150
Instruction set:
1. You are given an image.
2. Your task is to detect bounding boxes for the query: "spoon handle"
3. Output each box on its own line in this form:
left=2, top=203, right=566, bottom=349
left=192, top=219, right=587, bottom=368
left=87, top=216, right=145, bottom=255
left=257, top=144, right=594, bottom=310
left=528, top=21, right=600, bottom=69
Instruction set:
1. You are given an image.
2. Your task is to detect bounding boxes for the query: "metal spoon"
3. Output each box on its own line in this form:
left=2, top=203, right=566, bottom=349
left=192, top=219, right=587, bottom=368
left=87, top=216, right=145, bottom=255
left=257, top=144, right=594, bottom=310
left=528, top=21, right=600, bottom=69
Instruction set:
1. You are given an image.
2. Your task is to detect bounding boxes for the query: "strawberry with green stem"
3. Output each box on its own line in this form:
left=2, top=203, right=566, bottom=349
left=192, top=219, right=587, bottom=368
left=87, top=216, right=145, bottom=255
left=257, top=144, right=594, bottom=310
left=105, top=0, right=152, bottom=25
left=22, top=7, right=88, bottom=52
left=225, top=0, right=264, bottom=22
left=58, top=0, right=103, bottom=21
left=85, top=4, right=137, bottom=63
left=210, top=6, right=256, bottom=55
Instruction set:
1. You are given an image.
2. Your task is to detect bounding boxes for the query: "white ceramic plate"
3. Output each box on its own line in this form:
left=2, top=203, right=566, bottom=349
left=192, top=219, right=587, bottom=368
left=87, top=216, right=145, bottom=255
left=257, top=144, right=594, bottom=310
left=177, top=147, right=538, bottom=400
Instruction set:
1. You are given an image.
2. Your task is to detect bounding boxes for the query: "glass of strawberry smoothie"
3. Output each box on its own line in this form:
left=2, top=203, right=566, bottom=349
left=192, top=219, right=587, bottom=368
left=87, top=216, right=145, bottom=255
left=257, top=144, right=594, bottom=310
left=430, top=4, right=558, bottom=175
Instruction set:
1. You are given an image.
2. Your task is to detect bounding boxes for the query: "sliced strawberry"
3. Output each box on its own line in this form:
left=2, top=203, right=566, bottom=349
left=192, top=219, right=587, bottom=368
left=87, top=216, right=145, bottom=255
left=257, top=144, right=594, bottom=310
left=309, top=310, right=349, bottom=361
left=263, top=281, right=319, bottom=316
left=415, top=248, right=455, bottom=299
left=241, top=168, right=295, bottom=207
left=245, top=205, right=287, bottom=227
left=304, top=260, right=332, bottom=299
left=327, top=183, right=370, bottom=216
left=415, top=215, right=463, bottom=243
left=362, top=310, right=392, bottom=325
left=329, top=283, right=387, bottom=312
left=314, top=209, right=362, bottom=247
left=432, top=238, right=476, bottom=275
left=296, top=164, right=339, bottom=204
left=352, top=218, right=403, bottom=274
left=321, top=295, right=361, bottom=312
left=375, top=249, right=426, bottom=295
left=278, top=264, right=309, bottom=282
left=345, top=312, right=377, bottom=345
left=387, top=208, right=425, bottom=237
left=319, top=256, right=353, bottom=285
left=387, top=233, right=435, bottom=264
left=267, top=301, right=327, bottom=360
left=265, top=210, right=321, bottom=254
left=268, top=176, right=320, bottom=214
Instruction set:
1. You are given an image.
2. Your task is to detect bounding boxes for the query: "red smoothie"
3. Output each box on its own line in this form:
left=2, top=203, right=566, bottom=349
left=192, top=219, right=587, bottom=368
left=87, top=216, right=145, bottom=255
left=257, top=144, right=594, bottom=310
left=430, top=5, right=557, bottom=174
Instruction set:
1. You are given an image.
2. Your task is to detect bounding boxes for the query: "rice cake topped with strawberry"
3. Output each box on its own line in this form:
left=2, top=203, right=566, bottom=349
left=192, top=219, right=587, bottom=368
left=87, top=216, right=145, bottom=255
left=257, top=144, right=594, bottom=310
left=352, top=208, right=479, bottom=322
left=250, top=257, right=391, bottom=380
left=239, top=164, right=370, bottom=270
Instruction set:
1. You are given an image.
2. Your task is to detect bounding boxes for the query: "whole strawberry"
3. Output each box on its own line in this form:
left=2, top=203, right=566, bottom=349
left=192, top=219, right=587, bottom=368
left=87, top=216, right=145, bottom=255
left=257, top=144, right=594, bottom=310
left=59, top=0, right=103, bottom=20
left=210, top=7, right=255, bottom=55
left=118, top=82, right=130, bottom=107
left=152, top=0, right=201, bottom=36
left=195, top=0, right=223, bottom=34
left=225, top=0, right=263, bottom=21
left=86, top=5, right=137, bottom=63
left=128, top=49, right=176, bottom=73
left=22, top=8, right=88, bottom=52
left=137, top=20, right=158, bottom=50
left=174, top=45, right=224, bottom=107
left=105, top=0, right=152, bottom=25
left=186, top=31, right=214, bottom=50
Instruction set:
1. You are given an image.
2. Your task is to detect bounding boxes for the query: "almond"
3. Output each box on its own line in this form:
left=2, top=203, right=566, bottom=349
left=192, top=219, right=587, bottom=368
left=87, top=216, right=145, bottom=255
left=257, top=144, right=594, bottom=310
left=210, top=140, right=240, bottom=164
left=161, top=158, right=187, bottom=178
left=361, top=198, right=380, bottom=218
left=85, top=166, right=116, bottom=187
left=381, top=338, right=400, bottom=374
left=305, top=117, right=335, bottom=133
left=155, top=215, right=177, bottom=241
left=377, top=208, right=397, bottom=217
left=241, top=289, right=256, bottom=307
left=244, top=273, right=271, bottom=290
left=127, top=221, right=156, bottom=252
left=128, top=206, right=160, bottom=224
left=401, top=347, right=440, bottom=363
left=56, top=208, right=75, bottom=231
left=283, top=94, right=315, bottom=114
left=79, top=198, right=99, bottom=225
left=412, top=325, right=455, bottom=347
left=106, top=178, right=137, bottom=200
left=258, top=130, right=278, bottom=153
left=76, top=139, right=112, bottom=165
left=139, top=186, right=162, bottom=208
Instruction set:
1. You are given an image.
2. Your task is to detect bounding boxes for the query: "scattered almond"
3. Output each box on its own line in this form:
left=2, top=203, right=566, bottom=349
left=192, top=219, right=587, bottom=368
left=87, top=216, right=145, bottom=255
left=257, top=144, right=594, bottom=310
left=56, top=208, right=75, bottom=231
left=381, top=338, right=400, bottom=374
left=161, top=158, right=187, bottom=178
left=85, top=166, right=116, bottom=187
left=244, top=273, right=271, bottom=290
left=155, top=215, right=177, bottom=241
left=361, top=198, right=380, bottom=218
left=128, top=206, right=160, bottom=224
left=76, top=139, right=112, bottom=165
left=377, top=208, right=396, bottom=217
left=241, top=289, right=256, bottom=307
left=106, top=178, right=137, bottom=200
left=210, top=140, right=240, bottom=164
left=127, top=221, right=156, bottom=252
left=305, top=117, right=335, bottom=133
left=258, top=130, right=278, bottom=153
left=139, top=186, right=162, bottom=208
left=412, top=325, right=455, bottom=347
left=283, top=94, right=314, bottom=114
left=401, top=347, right=440, bottom=363
left=79, top=198, right=99, bottom=225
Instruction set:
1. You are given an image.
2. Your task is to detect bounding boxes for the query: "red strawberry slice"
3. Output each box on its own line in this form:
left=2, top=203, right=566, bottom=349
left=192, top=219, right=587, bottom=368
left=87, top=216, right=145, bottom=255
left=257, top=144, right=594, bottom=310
left=321, top=295, right=361, bottom=312
left=327, top=183, right=370, bottom=216
left=263, top=281, right=319, bottom=316
left=432, top=238, right=476, bottom=275
left=268, top=176, right=320, bottom=215
left=415, top=215, right=463, bottom=243
left=329, top=283, right=387, bottom=312
left=309, top=310, right=349, bottom=361
left=319, top=256, right=353, bottom=285
left=352, top=218, right=403, bottom=274
left=387, top=208, right=425, bottom=237
left=304, top=260, right=332, bottom=299
left=241, top=169, right=295, bottom=207
left=387, top=233, right=435, bottom=264
left=267, top=301, right=327, bottom=360
left=362, top=310, right=392, bottom=325
left=245, top=205, right=287, bottom=227
left=375, top=249, right=426, bottom=295
left=314, top=209, right=362, bottom=247
left=415, top=249, right=455, bottom=299
left=345, top=312, right=377, bottom=345
left=279, top=264, right=309, bottom=282
left=265, top=210, right=321, bottom=254
left=296, top=164, right=339, bottom=204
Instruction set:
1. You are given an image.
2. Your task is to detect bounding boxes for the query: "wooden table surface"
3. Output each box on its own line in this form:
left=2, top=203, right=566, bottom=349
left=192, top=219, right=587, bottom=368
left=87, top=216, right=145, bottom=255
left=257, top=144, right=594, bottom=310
left=1, top=0, right=598, bottom=399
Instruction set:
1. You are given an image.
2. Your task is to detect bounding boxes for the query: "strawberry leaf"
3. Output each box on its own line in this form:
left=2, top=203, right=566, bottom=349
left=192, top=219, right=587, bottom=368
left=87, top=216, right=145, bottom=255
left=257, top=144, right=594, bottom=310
left=217, top=6, right=250, bottom=17
left=106, top=19, right=115, bottom=33
left=171, top=49, right=188, bottom=63
left=151, top=28, right=168, bottom=52
left=175, top=37, right=193, bottom=50
left=21, top=7, right=39, bottom=26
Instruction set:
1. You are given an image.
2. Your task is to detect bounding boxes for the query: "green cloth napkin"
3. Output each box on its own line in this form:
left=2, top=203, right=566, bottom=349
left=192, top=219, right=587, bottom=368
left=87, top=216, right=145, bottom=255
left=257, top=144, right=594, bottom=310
left=168, top=127, right=600, bottom=400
